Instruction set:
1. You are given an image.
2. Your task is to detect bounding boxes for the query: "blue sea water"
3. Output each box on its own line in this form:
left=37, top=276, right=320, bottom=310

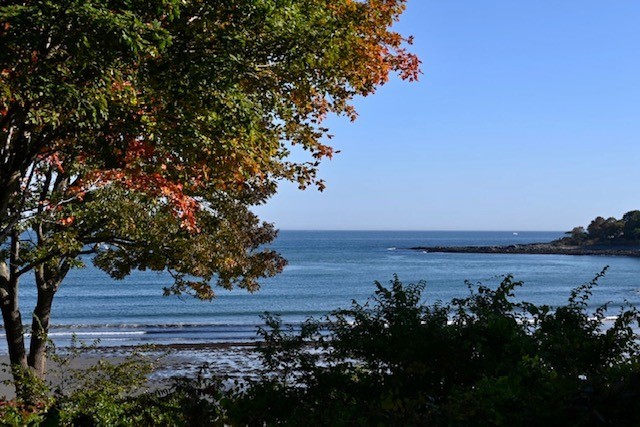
left=3, top=230, right=640, bottom=352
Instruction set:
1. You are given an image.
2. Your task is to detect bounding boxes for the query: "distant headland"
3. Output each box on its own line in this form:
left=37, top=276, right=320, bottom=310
left=411, top=211, right=640, bottom=258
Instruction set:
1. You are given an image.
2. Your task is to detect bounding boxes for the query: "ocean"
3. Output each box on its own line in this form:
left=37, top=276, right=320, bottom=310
left=3, top=230, right=640, bottom=353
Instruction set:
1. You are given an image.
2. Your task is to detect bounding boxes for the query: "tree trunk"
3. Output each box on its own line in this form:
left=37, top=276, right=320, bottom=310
left=0, top=171, right=21, bottom=242
left=27, top=268, right=56, bottom=379
left=0, top=233, right=29, bottom=396
left=0, top=270, right=27, bottom=371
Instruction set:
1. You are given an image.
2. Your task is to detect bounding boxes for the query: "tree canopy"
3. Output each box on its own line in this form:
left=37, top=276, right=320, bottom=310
left=0, top=0, right=419, bottom=390
left=563, top=210, right=640, bottom=245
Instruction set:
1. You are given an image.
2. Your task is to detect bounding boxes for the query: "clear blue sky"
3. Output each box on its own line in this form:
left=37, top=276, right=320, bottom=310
left=254, top=0, right=640, bottom=231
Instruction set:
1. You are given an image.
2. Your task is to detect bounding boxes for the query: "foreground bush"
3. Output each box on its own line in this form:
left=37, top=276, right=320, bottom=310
left=230, top=270, right=640, bottom=426
left=0, top=357, right=226, bottom=426
left=1, top=271, right=639, bottom=425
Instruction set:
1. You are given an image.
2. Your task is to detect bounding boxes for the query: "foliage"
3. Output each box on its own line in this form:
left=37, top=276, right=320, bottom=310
left=128, top=365, right=229, bottom=427
left=587, top=216, right=624, bottom=242
left=0, top=0, right=419, bottom=391
left=0, top=371, right=50, bottom=426
left=0, top=273, right=639, bottom=425
left=623, top=210, right=640, bottom=240
left=563, top=210, right=640, bottom=244
left=0, top=0, right=419, bottom=295
left=0, top=356, right=229, bottom=426
left=566, top=226, right=588, bottom=244
left=228, top=272, right=640, bottom=426
left=0, top=338, right=155, bottom=426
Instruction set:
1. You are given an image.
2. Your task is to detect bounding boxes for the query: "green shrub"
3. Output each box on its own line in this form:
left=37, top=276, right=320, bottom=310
left=1, top=271, right=639, bottom=426
left=227, top=271, right=640, bottom=426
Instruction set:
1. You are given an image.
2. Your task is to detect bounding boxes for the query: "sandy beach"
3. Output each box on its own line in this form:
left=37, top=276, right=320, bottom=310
left=0, top=342, right=262, bottom=399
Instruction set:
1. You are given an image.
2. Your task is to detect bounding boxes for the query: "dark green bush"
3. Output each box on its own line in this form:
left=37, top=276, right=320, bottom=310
left=1, top=271, right=639, bottom=426
left=0, top=356, right=227, bottom=426
left=227, top=271, right=640, bottom=426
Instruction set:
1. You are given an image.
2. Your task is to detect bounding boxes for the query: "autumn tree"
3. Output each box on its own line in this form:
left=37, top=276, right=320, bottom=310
left=0, top=0, right=419, bottom=395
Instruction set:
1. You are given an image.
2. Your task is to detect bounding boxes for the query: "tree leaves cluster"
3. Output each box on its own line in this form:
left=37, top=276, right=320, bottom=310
left=0, top=0, right=419, bottom=390
left=564, top=210, right=640, bottom=245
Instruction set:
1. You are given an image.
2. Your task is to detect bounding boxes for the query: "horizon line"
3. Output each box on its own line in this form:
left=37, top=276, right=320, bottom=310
left=275, top=229, right=566, bottom=233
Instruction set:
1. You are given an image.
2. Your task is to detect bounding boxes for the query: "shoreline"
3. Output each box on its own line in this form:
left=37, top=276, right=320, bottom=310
left=95, top=340, right=260, bottom=352
left=0, top=341, right=263, bottom=400
left=409, top=243, right=640, bottom=257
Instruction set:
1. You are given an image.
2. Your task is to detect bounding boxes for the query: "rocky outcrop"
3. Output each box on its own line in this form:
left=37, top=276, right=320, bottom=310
left=409, top=243, right=640, bottom=257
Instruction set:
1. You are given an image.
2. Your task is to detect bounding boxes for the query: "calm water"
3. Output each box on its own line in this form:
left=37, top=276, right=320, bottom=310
left=3, top=230, right=640, bottom=352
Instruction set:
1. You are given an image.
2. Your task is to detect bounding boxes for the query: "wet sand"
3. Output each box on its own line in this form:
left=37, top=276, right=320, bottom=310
left=0, top=342, right=262, bottom=399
